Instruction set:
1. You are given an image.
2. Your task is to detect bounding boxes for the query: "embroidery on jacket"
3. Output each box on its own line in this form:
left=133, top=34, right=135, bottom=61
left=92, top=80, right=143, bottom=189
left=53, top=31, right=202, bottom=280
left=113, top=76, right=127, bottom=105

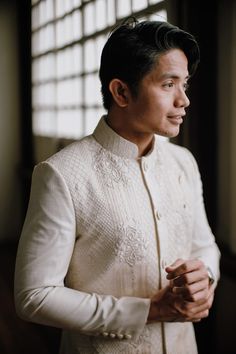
left=114, top=222, right=149, bottom=267
left=129, top=326, right=152, bottom=350
left=93, top=148, right=130, bottom=188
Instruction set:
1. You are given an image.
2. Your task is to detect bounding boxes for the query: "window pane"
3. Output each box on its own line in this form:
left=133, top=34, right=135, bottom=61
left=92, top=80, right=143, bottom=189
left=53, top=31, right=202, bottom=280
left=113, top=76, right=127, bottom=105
left=149, top=0, right=164, bottom=4
left=95, top=0, right=106, bottom=30
left=73, top=0, right=81, bottom=7
left=72, top=10, right=82, bottom=41
left=84, top=39, right=96, bottom=72
left=117, top=0, right=131, bottom=18
left=132, top=0, right=147, bottom=12
left=84, top=2, right=95, bottom=36
left=56, top=15, right=74, bottom=47
left=45, top=0, right=54, bottom=22
left=33, top=84, right=55, bottom=107
left=72, top=44, right=82, bottom=74
left=64, top=0, right=73, bottom=13
left=56, top=0, right=65, bottom=18
left=95, top=34, right=106, bottom=69
left=32, top=5, right=39, bottom=30
left=85, top=74, right=98, bottom=105
left=56, top=48, right=74, bottom=78
left=33, top=111, right=57, bottom=137
left=57, top=110, right=83, bottom=138
left=107, top=0, right=115, bottom=26
left=84, top=108, right=104, bottom=136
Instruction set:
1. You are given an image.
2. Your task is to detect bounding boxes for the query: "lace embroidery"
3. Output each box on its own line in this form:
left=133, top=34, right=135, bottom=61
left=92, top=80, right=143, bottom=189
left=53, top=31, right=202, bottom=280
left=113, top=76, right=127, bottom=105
left=93, top=148, right=130, bottom=188
left=129, top=326, right=151, bottom=350
left=114, top=223, right=149, bottom=267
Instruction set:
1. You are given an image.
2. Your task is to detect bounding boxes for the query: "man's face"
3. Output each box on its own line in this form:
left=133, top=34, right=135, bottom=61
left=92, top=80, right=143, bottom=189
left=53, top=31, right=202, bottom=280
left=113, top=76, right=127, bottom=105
left=127, top=49, right=190, bottom=138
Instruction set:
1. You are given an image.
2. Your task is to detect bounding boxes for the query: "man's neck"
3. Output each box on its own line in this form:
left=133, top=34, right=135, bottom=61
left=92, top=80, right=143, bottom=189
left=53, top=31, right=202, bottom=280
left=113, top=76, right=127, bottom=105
left=106, top=111, right=154, bottom=157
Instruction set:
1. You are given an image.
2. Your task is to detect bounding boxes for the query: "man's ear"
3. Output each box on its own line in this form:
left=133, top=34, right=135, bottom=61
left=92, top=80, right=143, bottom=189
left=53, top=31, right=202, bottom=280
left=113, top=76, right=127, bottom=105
left=109, top=79, right=129, bottom=107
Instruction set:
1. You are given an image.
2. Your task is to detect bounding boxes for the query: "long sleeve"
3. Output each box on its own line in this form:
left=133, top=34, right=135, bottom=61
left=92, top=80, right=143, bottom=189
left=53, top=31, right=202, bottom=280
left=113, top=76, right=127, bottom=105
left=188, top=153, right=221, bottom=283
left=14, top=162, right=150, bottom=339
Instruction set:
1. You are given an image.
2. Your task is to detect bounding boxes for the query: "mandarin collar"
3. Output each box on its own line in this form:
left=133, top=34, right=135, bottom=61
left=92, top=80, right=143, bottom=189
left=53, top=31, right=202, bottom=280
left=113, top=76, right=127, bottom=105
left=93, top=115, right=159, bottom=160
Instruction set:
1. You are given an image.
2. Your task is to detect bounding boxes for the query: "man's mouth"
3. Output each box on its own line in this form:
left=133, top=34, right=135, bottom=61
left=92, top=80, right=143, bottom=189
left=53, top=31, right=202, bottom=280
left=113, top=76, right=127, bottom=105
left=167, top=115, right=184, bottom=124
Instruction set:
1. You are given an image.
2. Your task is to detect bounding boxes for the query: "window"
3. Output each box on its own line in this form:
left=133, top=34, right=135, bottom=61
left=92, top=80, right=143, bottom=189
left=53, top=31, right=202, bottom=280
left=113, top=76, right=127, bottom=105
left=31, top=0, right=167, bottom=139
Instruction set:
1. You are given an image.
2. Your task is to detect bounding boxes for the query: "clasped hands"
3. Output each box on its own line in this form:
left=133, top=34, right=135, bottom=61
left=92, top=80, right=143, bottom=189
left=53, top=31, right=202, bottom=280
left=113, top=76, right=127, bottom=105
left=148, top=259, right=214, bottom=323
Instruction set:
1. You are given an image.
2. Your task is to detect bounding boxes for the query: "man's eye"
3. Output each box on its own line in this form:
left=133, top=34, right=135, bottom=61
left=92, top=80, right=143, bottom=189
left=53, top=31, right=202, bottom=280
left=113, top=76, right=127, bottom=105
left=163, top=82, right=174, bottom=88
left=184, top=82, right=190, bottom=91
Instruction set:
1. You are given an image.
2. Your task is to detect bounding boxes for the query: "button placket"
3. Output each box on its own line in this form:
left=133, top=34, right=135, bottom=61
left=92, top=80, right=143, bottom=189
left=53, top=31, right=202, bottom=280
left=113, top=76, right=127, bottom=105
left=142, top=159, right=148, bottom=172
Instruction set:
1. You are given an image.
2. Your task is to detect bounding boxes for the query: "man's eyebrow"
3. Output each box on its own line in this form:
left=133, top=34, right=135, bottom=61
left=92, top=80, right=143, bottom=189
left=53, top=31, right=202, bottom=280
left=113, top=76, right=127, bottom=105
left=159, top=73, right=190, bottom=80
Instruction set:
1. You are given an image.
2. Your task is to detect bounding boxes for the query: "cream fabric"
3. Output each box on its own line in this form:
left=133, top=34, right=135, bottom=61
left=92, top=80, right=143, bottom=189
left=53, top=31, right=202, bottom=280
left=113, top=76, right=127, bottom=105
left=14, top=116, right=220, bottom=354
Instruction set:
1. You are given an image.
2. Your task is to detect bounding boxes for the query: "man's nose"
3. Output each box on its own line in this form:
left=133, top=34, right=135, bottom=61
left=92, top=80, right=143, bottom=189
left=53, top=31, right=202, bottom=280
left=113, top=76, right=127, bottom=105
left=174, top=89, right=190, bottom=108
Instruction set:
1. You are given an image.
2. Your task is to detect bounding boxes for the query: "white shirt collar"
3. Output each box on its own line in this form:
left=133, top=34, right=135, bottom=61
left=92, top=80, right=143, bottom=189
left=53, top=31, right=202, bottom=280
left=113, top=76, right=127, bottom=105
left=93, top=115, right=158, bottom=160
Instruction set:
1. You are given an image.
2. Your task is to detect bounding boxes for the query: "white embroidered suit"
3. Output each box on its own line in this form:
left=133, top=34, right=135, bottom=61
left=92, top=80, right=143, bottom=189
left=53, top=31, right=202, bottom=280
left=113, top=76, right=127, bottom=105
left=14, top=116, right=220, bottom=354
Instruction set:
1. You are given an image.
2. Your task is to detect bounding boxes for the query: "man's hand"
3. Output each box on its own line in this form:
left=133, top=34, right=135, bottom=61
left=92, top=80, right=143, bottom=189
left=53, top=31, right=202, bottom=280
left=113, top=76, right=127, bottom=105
left=147, top=258, right=215, bottom=323
left=165, top=259, right=212, bottom=302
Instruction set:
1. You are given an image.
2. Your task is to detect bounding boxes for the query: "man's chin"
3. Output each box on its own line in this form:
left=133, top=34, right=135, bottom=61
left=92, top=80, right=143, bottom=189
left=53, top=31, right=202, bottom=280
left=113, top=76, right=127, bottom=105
left=155, top=128, right=180, bottom=139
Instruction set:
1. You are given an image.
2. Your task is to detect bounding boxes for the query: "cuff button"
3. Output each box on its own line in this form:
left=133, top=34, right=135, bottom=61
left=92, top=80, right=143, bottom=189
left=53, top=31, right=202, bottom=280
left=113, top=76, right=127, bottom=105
left=102, top=332, right=109, bottom=337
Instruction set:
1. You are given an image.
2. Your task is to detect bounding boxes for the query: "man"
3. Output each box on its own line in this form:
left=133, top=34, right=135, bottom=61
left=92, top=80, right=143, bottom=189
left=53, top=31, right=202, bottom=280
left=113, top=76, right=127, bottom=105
left=14, top=20, right=220, bottom=353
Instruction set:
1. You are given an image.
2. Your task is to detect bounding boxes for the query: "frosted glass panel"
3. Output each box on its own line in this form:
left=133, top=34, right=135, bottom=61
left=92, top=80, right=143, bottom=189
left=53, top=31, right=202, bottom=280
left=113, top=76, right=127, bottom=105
left=56, top=20, right=65, bottom=47
left=57, top=110, right=83, bottom=138
left=73, top=0, right=81, bottom=7
left=132, top=0, right=147, bottom=12
left=45, top=0, right=54, bottom=22
left=72, top=44, right=82, bottom=74
left=33, top=84, right=55, bottom=107
left=117, top=0, right=131, bottom=18
left=56, top=0, right=65, bottom=17
left=56, top=48, right=76, bottom=78
left=72, top=10, right=82, bottom=40
left=149, top=0, right=164, bottom=4
left=32, top=6, right=39, bottom=30
left=85, top=74, right=98, bottom=105
left=33, top=111, right=57, bottom=137
left=84, top=2, right=95, bottom=35
left=57, top=80, right=81, bottom=106
left=64, top=0, right=73, bottom=13
left=84, top=108, right=104, bottom=135
left=95, top=0, right=106, bottom=30
left=36, top=53, right=56, bottom=81
left=95, top=35, right=106, bottom=69
left=64, top=15, right=73, bottom=45
left=107, top=0, right=115, bottom=25
left=84, top=39, right=96, bottom=72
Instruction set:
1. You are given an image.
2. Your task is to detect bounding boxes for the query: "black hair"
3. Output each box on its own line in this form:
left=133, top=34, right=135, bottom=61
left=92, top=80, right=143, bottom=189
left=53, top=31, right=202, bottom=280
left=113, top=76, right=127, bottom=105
left=99, top=18, right=200, bottom=110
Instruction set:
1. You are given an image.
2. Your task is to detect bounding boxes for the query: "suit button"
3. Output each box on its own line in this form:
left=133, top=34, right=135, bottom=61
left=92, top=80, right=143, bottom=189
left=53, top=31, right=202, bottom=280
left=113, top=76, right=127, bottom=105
left=102, top=332, right=109, bottom=337
left=124, top=334, right=132, bottom=339
left=143, top=161, right=148, bottom=172
left=155, top=209, right=161, bottom=220
left=109, top=333, right=116, bottom=338
left=117, top=333, right=124, bottom=339
left=161, top=259, right=167, bottom=269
